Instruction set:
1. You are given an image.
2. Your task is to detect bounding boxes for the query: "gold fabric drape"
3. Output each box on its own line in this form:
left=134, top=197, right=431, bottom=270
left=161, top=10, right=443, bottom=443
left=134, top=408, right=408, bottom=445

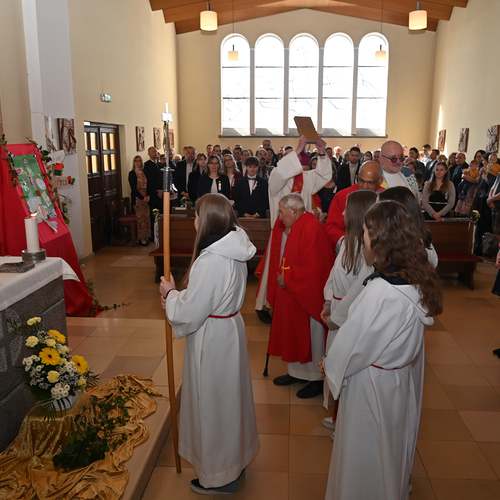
left=0, top=375, right=161, bottom=500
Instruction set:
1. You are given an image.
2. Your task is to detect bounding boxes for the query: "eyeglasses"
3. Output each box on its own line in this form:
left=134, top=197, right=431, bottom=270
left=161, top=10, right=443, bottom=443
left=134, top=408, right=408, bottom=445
left=358, top=177, right=379, bottom=186
left=381, top=154, right=405, bottom=164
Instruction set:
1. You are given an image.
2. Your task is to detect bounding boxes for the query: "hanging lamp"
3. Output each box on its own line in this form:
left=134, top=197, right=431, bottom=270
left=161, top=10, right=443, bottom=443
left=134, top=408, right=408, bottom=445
left=228, top=0, right=238, bottom=61
left=200, top=2, right=217, bottom=31
left=409, top=1, right=427, bottom=30
left=375, top=0, right=387, bottom=63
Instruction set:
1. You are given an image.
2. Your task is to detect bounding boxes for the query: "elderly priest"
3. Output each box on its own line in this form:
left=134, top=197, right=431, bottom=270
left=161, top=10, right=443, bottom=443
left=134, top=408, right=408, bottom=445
left=267, top=194, right=334, bottom=398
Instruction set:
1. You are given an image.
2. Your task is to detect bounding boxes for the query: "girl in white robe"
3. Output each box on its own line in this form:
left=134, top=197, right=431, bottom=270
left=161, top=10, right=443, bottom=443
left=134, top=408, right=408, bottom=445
left=160, top=194, right=260, bottom=495
left=321, top=200, right=442, bottom=500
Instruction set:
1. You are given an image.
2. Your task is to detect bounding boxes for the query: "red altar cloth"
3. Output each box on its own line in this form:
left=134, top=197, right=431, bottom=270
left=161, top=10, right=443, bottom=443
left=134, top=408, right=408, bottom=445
left=0, top=144, right=92, bottom=316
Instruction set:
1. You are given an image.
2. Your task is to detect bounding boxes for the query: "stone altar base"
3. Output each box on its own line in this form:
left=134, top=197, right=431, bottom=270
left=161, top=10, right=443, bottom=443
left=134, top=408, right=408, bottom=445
left=0, top=276, right=67, bottom=452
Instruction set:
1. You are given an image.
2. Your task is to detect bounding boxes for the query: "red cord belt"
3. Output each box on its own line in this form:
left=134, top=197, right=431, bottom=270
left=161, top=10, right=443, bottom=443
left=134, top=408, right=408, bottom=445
left=209, top=311, right=240, bottom=319
left=371, top=364, right=400, bottom=370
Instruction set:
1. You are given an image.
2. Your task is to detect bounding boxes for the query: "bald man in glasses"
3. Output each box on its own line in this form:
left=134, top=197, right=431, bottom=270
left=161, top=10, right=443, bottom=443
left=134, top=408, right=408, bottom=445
left=379, top=140, right=419, bottom=197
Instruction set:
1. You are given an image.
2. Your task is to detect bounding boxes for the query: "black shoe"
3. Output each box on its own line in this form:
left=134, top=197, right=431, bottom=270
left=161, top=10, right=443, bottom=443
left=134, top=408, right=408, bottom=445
left=296, top=380, right=324, bottom=399
left=190, top=478, right=238, bottom=495
left=148, top=237, right=155, bottom=242
left=256, top=309, right=272, bottom=324
left=273, top=374, right=307, bottom=386
left=139, top=240, right=148, bottom=246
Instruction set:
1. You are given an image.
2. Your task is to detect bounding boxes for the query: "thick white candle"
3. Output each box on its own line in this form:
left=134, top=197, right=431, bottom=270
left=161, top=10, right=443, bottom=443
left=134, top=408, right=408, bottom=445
left=25, top=217, right=40, bottom=252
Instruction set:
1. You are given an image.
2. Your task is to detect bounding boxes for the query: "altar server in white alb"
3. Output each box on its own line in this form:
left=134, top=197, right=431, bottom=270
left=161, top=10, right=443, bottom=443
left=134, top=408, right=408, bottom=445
left=321, top=201, right=442, bottom=500
left=160, top=194, right=259, bottom=495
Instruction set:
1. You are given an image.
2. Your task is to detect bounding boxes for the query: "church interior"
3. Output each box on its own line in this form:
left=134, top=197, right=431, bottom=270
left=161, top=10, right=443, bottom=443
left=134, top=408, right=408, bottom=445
left=1, top=0, right=500, bottom=498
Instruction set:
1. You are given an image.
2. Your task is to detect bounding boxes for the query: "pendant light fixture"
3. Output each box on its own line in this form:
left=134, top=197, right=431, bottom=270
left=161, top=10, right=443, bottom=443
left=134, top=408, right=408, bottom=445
left=200, top=2, right=217, bottom=31
left=409, top=1, right=427, bottom=30
left=228, top=0, right=239, bottom=61
left=375, top=0, right=387, bottom=63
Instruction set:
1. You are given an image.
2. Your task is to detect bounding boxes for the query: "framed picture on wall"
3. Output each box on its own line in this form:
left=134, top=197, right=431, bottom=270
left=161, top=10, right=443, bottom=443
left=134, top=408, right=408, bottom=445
left=154, top=127, right=162, bottom=150
left=168, top=128, right=174, bottom=150
left=438, top=130, right=446, bottom=152
left=486, top=125, right=499, bottom=153
left=58, top=118, right=77, bottom=155
left=458, top=128, right=469, bottom=152
left=136, top=126, right=145, bottom=151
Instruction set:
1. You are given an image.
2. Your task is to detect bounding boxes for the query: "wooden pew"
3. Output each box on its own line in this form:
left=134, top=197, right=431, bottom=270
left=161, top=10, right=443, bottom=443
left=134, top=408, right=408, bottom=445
left=426, top=219, right=483, bottom=290
left=149, top=215, right=270, bottom=282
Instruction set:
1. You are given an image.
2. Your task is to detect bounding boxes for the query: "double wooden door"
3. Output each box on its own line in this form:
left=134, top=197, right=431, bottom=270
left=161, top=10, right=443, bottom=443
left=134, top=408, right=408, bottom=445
left=84, top=123, right=122, bottom=252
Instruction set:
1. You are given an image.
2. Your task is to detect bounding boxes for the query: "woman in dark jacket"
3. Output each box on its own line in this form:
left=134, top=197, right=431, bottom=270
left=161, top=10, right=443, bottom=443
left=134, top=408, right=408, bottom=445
left=197, top=154, right=231, bottom=200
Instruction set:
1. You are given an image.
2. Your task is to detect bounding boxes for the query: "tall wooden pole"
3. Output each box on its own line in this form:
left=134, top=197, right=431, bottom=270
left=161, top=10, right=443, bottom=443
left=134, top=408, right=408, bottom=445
left=162, top=109, right=181, bottom=473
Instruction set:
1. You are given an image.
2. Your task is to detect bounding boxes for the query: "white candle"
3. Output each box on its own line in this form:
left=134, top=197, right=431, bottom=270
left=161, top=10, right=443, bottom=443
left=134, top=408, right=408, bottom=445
left=25, top=216, right=40, bottom=253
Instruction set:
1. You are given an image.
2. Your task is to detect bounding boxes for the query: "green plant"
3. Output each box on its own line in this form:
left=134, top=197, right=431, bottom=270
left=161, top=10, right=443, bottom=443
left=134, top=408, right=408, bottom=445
left=52, top=385, right=155, bottom=471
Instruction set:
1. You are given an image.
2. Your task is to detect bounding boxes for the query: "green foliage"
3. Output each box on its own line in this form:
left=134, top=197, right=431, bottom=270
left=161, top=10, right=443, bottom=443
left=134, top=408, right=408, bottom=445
left=52, top=386, right=154, bottom=471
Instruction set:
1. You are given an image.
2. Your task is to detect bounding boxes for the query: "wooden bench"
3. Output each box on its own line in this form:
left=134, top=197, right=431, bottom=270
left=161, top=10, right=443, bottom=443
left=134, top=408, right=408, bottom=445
left=426, top=219, right=483, bottom=290
left=149, top=216, right=271, bottom=282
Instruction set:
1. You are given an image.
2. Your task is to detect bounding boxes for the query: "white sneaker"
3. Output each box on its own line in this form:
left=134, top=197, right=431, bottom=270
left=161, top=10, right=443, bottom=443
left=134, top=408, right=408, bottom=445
left=322, top=417, right=336, bottom=430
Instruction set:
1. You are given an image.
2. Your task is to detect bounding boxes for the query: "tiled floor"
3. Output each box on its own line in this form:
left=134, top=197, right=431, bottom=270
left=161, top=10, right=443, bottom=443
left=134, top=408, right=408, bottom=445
left=70, top=243, right=500, bottom=500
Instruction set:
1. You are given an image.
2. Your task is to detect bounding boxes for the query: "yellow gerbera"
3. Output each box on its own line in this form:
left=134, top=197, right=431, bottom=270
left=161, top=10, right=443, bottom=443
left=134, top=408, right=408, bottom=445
left=39, top=348, right=61, bottom=366
left=71, top=355, right=89, bottom=374
left=47, top=330, right=66, bottom=344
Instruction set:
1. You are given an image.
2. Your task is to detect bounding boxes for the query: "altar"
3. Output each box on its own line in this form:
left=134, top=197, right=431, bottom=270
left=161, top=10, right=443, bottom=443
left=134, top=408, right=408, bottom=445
left=0, top=256, right=78, bottom=452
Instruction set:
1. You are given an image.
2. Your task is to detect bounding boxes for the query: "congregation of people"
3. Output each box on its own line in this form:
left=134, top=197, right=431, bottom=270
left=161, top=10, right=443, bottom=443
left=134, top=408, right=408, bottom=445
left=150, top=134, right=500, bottom=498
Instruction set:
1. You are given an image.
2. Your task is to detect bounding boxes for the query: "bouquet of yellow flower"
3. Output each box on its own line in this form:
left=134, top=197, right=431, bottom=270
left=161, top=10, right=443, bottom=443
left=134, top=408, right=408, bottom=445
left=14, top=317, right=99, bottom=415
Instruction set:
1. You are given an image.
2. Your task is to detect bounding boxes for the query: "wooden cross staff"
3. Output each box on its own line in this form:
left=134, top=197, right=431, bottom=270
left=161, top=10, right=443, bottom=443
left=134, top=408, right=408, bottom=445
left=162, top=103, right=181, bottom=473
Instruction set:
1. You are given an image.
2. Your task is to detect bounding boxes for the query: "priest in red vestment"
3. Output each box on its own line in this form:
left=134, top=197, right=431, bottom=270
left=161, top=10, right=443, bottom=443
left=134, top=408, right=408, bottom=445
left=325, top=161, right=384, bottom=254
left=267, top=194, right=335, bottom=398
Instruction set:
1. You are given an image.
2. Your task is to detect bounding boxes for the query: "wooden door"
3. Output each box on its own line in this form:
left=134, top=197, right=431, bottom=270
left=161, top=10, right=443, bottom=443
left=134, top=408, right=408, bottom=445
left=85, top=123, right=122, bottom=252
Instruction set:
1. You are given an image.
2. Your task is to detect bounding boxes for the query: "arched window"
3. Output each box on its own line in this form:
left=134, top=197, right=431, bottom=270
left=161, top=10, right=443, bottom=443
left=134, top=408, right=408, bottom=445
left=322, top=34, right=354, bottom=136
left=356, top=34, right=388, bottom=136
left=221, top=35, right=250, bottom=135
left=289, top=35, right=319, bottom=130
left=255, top=35, right=284, bottom=135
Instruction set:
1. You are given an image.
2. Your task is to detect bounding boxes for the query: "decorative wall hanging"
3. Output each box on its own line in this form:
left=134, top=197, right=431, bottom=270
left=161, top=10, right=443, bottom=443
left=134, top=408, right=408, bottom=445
left=438, top=130, right=446, bottom=152
left=136, top=126, right=145, bottom=152
left=458, top=128, right=469, bottom=153
left=486, top=125, right=499, bottom=153
left=58, top=119, right=77, bottom=155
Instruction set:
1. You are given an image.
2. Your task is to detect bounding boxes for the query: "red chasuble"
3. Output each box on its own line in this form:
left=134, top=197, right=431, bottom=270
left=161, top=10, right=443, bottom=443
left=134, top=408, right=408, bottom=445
left=267, top=212, right=334, bottom=363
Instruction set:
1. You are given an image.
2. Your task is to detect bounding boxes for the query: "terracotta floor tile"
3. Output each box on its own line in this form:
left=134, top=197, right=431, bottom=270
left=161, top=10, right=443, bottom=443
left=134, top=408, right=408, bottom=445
left=417, top=410, right=474, bottom=442
left=218, top=470, right=288, bottom=500
left=423, top=363, right=441, bottom=386
left=411, top=450, right=428, bottom=478
left=477, top=442, right=500, bottom=478
left=443, top=385, right=500, bottom=411
left=426, top=317, right=446, bottom=331
left=424, top=345, right=473, bottom=365
left=155, top=428, right=193, bottom=468
left=72, top=335, right=129, bottom=357
left=66, top=325, right=96, bottom=337
left=429, top=364, right=490, bottom=386
left=288, top=472, right=328, bottom=500
left=252, top=379, right=290, bottom=405
left=66, top=334, right=87, bottom=350
left=100, top=355, right=162, bottom=380
left=409, top=477, right=437, bottom=500
left=254, top=403, right=290, bottom=435
left=461, top=346, right=500, bottom=366
left=417, top=440, right=496, bottom=479
left=131, top=327, right=166, bottom=339
left=89, top=326, right=137, bottom=338
left=141, top=466, right=210, bottom=499
left=79, top=354, right=114, bottom=375
left=477, top=365, right=500, bottom=386
left=421, top=384, right=455, bottom=410
left=459, top=411, right=500, bottom=442
left=289, top=435, right=332, bottom=474
left=430, top=478, right=500, bottom=499
left=247, top=434, right=289, bottom=472
left=424, top=331, right=460, bottom=348
left=289, top=405, right=333, bottom=437
left=117, top=337, right=167, bottom=357
left=450, top=330, right=499, bottom=348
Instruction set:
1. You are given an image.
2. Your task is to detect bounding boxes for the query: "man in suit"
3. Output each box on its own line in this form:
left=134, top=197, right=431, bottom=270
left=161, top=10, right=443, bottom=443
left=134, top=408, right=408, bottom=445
left=234, top=156, right=269, bottom=219
left=144, top=146, right=165, bottom=240
left=256, top=147, right=273, bottom=178
left=337, top=146, right=361, bottom=190
left=426, top=149, right=440, bottom=180
left=173, top=146, right=197, bottom=205
left=452, top=152, right=469, bottom=188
